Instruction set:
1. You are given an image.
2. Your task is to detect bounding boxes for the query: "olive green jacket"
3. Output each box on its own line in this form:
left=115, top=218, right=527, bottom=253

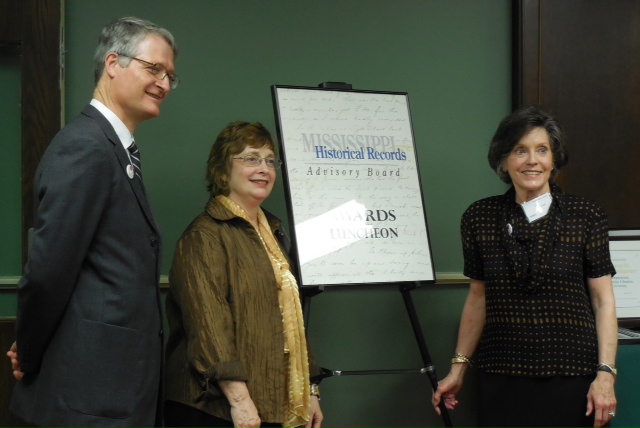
left=164, top=197, right=320, bottom=423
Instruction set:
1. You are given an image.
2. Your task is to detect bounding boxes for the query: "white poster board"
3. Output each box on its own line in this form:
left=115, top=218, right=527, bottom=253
left=272, top=85, right=435, bottom=286
left=609, top=230, right=640, bottom=319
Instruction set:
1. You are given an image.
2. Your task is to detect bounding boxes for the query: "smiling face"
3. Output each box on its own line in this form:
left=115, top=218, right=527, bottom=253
left=504, top=127, right=554, bottom=203
left=100, top=34, right=176, bottom=131
left=226, top=145, right=277, bottom=213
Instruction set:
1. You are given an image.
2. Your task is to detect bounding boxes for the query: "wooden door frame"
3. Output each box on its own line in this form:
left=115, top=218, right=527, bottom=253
left=0, top=0, right=63, bottom=268
left=512, top=0, right=540, bottom=108
left=512, top=0, right=640, bottom=229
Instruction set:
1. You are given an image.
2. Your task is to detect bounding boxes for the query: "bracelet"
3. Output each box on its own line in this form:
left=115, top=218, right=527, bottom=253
left=451, top=352, right=474, bottom=367
left=597, top=363, right=618, bottom=378
left=310, top=383, right=321, bottom=399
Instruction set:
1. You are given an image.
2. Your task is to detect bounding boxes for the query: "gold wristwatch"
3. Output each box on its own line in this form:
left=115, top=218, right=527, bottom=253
left=310, top=383, right=321, bottom=399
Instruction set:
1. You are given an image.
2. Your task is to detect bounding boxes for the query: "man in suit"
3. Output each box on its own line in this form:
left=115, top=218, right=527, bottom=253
left=6, top=16, right=178, bottom=426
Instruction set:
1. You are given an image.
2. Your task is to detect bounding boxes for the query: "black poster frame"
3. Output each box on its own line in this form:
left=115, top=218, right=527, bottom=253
left=271, top=85, right=436, bottom=288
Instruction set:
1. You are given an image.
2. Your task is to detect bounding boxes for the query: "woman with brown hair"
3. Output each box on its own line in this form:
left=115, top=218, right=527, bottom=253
left=164, top=121, right=323, bottom=427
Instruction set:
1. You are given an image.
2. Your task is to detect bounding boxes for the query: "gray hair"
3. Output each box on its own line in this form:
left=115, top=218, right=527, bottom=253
left=93, top=16, right=178, bottom=85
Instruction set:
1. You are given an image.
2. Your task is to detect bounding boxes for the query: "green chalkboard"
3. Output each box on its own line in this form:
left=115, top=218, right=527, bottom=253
left=2, top=0, right=510, bottom=280
left=1, top=3, right=513, bottom=425
left=0, top=49, right=22, bottom=276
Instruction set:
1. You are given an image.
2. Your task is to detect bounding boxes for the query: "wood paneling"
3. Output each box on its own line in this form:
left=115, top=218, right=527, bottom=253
left=21, top=0, right=63, bottom=265
left=0, top=318, right=31, bottom=426
left=1, top=0, right=61, bottom=419
left=0, top=0, right=21, bottom=41
left=1, top=0, right=62, bottom=266
left=514, top=0, right=640, bottom=229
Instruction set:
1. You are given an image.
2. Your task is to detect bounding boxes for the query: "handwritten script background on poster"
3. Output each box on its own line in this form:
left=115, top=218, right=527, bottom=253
left=272, top=86, right=435, bottom=286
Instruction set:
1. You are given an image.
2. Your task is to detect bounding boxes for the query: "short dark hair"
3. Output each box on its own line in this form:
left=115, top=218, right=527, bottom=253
left=93, top=16, right=178, bottom=85
left=488, top=105, right=569, bottom=184
left=206, top=122, right=276, bottom=196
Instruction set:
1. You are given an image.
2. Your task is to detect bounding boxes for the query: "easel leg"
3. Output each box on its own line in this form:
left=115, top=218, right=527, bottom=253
left=400, top=284, right=453, bottom=427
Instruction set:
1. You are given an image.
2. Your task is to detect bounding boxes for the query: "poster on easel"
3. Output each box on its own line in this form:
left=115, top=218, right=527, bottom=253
left=272, top=85, right=435, bottom=287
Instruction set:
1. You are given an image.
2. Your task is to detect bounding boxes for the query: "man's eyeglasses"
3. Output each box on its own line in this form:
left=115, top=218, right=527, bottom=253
left=233, top=156, right=282, bottom=169
left=118, top=54, right=180, bottom=89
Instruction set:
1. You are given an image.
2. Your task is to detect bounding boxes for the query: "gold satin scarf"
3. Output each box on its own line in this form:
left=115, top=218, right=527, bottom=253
left=217, top=196, right=310, bottom=427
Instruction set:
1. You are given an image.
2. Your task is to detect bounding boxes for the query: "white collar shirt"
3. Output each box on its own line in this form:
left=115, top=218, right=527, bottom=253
left=90, top=99, right=135, bottom=161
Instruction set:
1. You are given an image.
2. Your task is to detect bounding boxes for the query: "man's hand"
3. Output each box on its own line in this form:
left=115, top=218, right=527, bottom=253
left=6, top=341, right=24, bottom=381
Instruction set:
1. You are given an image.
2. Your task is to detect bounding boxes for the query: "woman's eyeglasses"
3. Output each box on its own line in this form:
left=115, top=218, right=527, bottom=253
left=233, top=156, right=282, bottom=169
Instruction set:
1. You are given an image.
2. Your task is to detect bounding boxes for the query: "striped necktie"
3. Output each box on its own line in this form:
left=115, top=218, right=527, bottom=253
left=127, top=141, right=143, bottom=180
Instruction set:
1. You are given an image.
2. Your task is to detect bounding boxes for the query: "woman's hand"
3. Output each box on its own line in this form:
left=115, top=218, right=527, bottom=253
left=585, top=275, right=618, bottom=427
left=306, top=395, right=323, bottom=427
left=6, top=341, right=23, bottom=381
left=432, top=279, right=485, bottom=415
left=432, top=367, right=465, bottom=415
left=218, top=380, right=261, bottom=427
left=586, top=372, right=616, bottom=428
left=228, top=397, right=260, bottom=428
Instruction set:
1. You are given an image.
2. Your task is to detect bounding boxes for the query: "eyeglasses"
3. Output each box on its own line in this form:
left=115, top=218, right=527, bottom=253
left=118, top=54, right=180, bottom=89
left=233, top=156, right=282, bottom=169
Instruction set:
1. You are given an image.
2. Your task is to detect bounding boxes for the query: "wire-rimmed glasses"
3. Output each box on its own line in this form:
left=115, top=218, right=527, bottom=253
left=118, top=54, right=180, bottom=89
left=233, top=155, right=282, bottom=169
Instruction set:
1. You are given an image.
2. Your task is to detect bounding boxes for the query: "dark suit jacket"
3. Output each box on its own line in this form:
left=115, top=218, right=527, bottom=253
left=11, top=105, right=164, bottom=426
